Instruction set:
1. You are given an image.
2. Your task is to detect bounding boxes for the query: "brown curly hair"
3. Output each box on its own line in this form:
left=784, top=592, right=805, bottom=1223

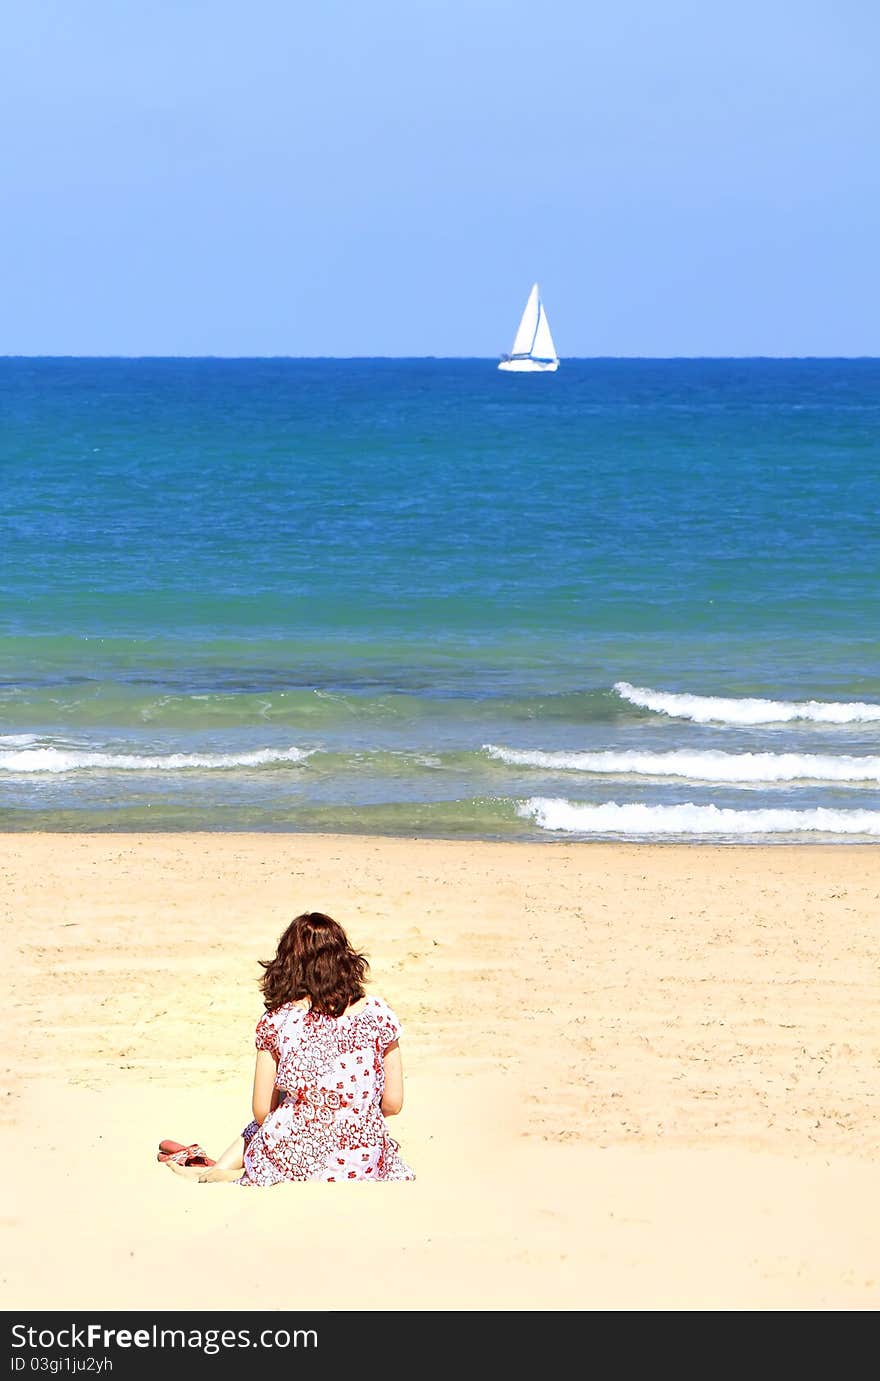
left=259, top=912, right=369, bottom=1017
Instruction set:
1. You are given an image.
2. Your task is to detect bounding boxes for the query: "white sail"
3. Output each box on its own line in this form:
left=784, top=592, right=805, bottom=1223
left=531, top=302, right=557, bottom=361
left=499, top=283, right=559, bottom=372
left=510, top=284, right=541, bottom=357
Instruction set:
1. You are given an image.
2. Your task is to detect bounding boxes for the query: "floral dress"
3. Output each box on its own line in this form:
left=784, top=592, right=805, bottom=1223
left=238, top=995, right=414, bottom=1186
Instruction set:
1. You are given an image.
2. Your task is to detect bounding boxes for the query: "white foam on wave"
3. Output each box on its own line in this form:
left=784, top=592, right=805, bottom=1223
left=613, top=681, right=880, bottom=726
left=518, top=797, right=880, bottom=837
left=484, top=744, right=880, bottom=784
left=0, top=746, right=311, bottom=774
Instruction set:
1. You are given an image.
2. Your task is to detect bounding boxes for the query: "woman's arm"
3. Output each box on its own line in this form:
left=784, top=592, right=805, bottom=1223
left=252, top=1048, right=280, bottom=1125
left=380, top=1039, right=404, bottom=1116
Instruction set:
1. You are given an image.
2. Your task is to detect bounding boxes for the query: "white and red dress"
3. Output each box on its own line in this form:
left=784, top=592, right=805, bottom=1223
left=238, top=995, right=414, bottom=1186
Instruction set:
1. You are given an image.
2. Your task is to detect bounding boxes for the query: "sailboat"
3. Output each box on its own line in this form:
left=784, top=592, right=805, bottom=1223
left=498, top=283, right=559, bottom=372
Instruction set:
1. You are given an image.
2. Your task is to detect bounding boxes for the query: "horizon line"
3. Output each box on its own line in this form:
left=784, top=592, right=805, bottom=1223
left=2, top=353, right=879, bottom=363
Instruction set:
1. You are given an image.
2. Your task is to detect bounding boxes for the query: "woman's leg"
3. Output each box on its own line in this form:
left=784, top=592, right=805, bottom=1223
left=214, top=1135, right=246, bottom=1171
left=195, top=1134, right=246, bottom=1182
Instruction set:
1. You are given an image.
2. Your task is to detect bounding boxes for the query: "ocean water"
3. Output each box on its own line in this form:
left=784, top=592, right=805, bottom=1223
left=1, top=357, right=879, bottom=841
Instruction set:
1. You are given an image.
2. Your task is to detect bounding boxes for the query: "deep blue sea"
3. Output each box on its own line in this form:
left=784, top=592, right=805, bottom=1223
left=2, top=357, right=879, bottom=840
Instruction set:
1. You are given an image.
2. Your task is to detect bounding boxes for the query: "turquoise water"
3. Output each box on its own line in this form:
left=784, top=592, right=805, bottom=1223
left=2, top=357, right=879, bottom=839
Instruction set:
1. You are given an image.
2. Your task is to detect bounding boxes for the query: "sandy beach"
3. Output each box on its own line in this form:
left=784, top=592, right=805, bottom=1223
left=2, top=832, right=878, bottom=1311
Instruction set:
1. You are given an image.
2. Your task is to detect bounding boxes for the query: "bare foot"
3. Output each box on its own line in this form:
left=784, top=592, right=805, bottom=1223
left=196, top=1165, right=243, bottom=1183
left=165, top=1161, right=207, bottom=1181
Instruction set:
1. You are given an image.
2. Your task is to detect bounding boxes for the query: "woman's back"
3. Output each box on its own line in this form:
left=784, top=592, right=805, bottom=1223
left=257, top=994, right=400, bottom=1110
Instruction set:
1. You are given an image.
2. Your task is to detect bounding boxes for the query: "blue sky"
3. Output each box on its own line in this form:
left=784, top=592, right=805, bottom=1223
left=1, top=1, right=877, bottom=356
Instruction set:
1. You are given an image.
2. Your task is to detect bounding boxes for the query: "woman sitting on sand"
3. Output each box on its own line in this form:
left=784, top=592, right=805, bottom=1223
left=160, top=911, right=414, bottom=1186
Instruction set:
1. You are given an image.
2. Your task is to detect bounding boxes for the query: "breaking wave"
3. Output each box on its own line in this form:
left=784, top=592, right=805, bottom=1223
left=0, top=745, right=311, bottom=773
left=484, top=744, right=880, bottom=784
left=518, top=797, right=880, bottom=837
left=613, top=681, right=880, bottom=726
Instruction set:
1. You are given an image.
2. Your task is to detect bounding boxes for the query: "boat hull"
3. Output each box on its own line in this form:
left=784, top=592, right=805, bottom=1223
left=497, top=358, right=559, bottom=373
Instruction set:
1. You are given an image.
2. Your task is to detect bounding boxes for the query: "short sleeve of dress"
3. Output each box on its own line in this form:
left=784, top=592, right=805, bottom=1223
left=255, top=1010, right=278, bottom=1057
left=374, top=997, right=403, bottom=1051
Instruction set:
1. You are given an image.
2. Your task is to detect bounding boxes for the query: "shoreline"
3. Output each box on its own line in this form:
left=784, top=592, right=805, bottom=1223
left=3, top=831, right=878, bottom=1308
left=2, top=828, right=879, bottom=847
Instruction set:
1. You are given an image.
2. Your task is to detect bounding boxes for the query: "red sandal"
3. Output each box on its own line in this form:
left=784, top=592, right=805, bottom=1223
left=156, top=1140, right=216, bottom=1167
